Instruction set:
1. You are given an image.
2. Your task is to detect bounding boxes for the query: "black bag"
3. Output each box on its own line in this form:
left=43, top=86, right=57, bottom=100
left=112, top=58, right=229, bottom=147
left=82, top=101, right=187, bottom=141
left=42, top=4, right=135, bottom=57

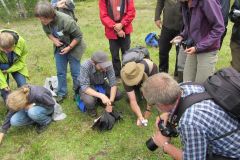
left=175, top=67, right=240, bottom=123
left=91, top=110, right=122, bottom=131
left=122, top=46, right=150, bottom=66
left=173, top=68, right=240, bottom=160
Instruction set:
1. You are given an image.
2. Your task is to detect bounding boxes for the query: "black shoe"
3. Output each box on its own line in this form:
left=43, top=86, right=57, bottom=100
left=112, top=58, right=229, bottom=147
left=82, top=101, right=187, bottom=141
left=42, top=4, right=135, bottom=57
left=87, top=109, right=97, bottom=118
left=56, top=95, right=66, bottom=103
left=36, top=124, right=49, bottom=134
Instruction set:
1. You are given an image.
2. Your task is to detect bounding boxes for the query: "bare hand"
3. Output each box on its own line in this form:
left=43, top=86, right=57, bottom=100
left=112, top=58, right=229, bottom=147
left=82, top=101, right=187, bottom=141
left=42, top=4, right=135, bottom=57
left=100, top=94, right=111, bottom=106
left=184, top=46, right=196, bottom=55
left=105, top=105, right=113, bottom=113
left=160, top=112, right=170, bottom=124
left=117, top=30, right=125, bottom=38
left=53, top=38, right=63, bottom=47
left=155, top=20, right=162, bottom=29
left=26, top=103, right=35, bottom=110
left=114, top=23, right=123, bottom=32
left=0, top=132, right=4, bottom=144
left=152, top=131, right=170, bottom=148
left=57, top=0, right=67, bottom=8
left=60, top=46, right=71, bottom=55
left=4, top=86, right=10, bottom=92
left=170, top=36, right=183, bottom=45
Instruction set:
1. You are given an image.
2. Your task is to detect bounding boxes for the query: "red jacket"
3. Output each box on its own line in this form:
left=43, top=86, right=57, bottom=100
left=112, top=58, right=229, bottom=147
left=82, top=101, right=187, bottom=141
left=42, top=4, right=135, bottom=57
left=99, top=0, right=136, bottom=39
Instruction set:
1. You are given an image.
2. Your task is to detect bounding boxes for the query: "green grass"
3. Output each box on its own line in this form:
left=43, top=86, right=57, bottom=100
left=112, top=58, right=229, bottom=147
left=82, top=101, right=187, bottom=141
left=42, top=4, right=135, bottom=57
left=0, top=0, right=232, bottom=159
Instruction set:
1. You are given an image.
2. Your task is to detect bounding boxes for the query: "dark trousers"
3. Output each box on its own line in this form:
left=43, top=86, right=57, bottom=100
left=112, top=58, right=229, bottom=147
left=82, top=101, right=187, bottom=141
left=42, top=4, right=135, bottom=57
left=109, top=35, right=131, bottom=77
left=159, top=26, right=180, bottom=74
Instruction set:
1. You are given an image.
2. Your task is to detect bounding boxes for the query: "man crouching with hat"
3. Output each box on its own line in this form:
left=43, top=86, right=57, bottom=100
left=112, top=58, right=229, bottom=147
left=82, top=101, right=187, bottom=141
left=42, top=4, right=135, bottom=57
left=121, top=60, right=158, bottom=126
left=77, top=51, right=122, bottom=117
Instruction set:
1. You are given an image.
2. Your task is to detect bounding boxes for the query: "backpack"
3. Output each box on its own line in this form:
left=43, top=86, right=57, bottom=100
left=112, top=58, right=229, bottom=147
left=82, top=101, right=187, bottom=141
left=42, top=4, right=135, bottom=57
left=91, top=110, right=122, bottom=131
left=172, top=67, right=240, bottom=160
left=145, top=32, right=159, bottom=47
left=54, top=0, right=78, bottom=21
left=122, top=46, right=150, bottom=66
left=174, top=67, right=240, bottom=124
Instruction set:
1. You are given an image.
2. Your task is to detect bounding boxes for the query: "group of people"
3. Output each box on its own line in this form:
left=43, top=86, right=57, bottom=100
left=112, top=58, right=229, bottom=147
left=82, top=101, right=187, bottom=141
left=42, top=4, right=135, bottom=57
left=0, top=0, right=239, bottom=159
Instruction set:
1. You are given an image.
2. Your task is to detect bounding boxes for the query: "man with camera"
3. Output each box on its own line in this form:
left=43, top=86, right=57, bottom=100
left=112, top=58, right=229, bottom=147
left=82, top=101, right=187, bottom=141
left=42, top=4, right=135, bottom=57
left=229, top=0, right=240, bottom=72
left=141, top=73, right=240, bottom=160
left=171, top=0, right=225, bottom=83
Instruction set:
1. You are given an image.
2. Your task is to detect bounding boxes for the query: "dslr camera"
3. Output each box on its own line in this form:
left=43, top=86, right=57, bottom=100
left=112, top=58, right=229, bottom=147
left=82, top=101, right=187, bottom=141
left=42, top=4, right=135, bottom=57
left=146, top=119, right=178, bottom=151
left=57, top=43, right=68, bottom=52
left=181, top=38, right=194, bottom=49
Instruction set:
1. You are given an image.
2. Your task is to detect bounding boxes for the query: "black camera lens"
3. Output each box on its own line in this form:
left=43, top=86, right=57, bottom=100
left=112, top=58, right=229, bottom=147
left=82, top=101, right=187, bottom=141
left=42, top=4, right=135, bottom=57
left=146, top=137, right=158, bottom=151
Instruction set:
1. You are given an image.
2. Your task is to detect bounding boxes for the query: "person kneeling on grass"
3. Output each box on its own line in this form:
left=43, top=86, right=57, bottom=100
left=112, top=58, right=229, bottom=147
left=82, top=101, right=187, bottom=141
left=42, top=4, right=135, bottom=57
left=77, top=51, right=122, bottom=117
left=120, top=60, right=158, bottom=126
left=0, top=85, right=57, bottom=143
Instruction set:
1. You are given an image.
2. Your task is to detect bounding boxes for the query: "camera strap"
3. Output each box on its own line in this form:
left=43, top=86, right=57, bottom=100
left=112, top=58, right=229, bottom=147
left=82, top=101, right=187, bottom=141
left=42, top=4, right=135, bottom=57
left=170, top=82, right=211, bottom=124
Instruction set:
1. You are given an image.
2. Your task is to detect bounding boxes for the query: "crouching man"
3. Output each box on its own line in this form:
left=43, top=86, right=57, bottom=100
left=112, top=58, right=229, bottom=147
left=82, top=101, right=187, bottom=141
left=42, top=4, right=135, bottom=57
left=141, top=73, right=240, bottom=160
left=121, top=60, right=158, bottom=126
left=78, top=51, right=122, bottom=117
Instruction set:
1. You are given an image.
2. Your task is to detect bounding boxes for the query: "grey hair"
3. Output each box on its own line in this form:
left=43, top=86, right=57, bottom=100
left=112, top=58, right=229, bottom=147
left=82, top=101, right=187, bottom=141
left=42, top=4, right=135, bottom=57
left=34, top=0, right=55, bottom=19
left=141, top=73, right=181, bottom=105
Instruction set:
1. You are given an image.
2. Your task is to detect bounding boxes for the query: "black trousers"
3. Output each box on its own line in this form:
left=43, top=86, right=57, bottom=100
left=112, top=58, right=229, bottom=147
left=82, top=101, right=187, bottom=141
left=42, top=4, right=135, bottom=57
left=159, top=26, right=180, bottom=74
left=109, top=34, right=130, bottom=77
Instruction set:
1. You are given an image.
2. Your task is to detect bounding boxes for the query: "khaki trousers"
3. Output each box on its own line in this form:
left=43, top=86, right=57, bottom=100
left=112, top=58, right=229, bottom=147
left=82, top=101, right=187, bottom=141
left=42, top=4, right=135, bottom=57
left=178, top=46, right=218, bottom=83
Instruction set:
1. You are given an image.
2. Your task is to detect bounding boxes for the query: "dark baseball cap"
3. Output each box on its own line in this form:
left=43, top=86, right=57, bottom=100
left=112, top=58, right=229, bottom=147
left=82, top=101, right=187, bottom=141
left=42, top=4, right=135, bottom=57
left=91, top=51, right=112, bottom=69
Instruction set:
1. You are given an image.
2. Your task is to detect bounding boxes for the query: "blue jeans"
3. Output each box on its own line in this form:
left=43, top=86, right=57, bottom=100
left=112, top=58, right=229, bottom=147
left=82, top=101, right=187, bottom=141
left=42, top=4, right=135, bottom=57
left=0, top=68, right=26, bottom=101
left=10, top=106, right=54, bottom=126
left=54, top=53, right=80, bottom=96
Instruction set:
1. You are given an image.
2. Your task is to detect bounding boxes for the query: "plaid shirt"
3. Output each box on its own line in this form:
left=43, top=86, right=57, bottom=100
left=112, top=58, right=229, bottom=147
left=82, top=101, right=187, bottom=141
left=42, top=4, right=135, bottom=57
left=178, top=84, right=240, bottom=160
left=78, top=60, right=116, bottom=91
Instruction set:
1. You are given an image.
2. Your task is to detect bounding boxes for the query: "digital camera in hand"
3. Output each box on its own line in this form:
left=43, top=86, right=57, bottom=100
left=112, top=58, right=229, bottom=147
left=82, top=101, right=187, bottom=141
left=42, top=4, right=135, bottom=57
left=181, top=38, right=194, bottom=49
left=56, top=43, right=68, bottom=52
left=146, top=119, right=178, bottom=151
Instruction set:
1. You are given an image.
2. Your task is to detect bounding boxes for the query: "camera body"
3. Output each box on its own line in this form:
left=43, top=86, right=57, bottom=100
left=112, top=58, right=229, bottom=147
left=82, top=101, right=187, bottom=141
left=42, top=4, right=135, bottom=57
left=146, top=119, right=178, bottom=151
left=56, top=43, right=68, bottom=52
left=181, top=38, right=194, bottom=49
left=158, top=119, right=178, bottom=137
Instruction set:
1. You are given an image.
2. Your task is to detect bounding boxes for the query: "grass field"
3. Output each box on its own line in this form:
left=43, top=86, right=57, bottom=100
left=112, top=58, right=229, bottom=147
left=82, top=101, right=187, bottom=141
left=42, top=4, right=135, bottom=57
left=0, top=0, right=232, bottom=159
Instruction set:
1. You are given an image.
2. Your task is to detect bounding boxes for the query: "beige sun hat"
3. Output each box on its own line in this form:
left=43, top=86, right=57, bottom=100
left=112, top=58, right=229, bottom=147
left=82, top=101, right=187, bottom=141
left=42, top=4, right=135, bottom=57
left=121, top=61, right=147, bottom=86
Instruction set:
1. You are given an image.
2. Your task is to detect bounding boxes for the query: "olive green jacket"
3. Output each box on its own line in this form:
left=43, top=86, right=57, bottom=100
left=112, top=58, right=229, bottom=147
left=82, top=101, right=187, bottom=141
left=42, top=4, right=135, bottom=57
left=155, top=0, right=182, bottom=31
left=42, top=11, right=86, bottom=60
left=0, top=30, right=29, bottom=89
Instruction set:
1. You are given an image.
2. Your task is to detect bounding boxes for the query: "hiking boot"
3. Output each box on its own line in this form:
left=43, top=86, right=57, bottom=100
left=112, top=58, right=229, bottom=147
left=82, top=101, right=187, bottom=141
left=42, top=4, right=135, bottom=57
left=87, top=109, right=98, bottom=118
left=56, top=95, right=66, bottom=103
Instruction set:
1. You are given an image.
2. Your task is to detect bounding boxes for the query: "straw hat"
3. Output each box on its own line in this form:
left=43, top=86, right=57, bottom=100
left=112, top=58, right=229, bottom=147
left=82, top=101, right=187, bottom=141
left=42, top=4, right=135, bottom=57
left=121, top=62, right=146, bottom=86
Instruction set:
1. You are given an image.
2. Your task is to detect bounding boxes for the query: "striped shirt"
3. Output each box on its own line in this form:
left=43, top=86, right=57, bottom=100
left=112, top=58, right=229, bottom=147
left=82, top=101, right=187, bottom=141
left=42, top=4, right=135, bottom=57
left=78, top=60, right=116, bottom=91
left=178, top=84, right=240, bottom=160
